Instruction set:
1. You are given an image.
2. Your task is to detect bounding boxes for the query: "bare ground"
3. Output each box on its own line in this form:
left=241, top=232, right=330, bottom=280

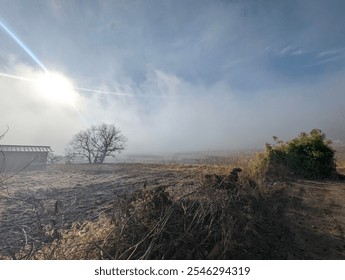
left=0, top=163, right=345, bottom=259
left=285, top=174, right=345, bottom=259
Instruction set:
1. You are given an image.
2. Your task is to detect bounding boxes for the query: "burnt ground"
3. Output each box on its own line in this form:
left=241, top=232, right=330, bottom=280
left=0, top=163, right=345, bottom=259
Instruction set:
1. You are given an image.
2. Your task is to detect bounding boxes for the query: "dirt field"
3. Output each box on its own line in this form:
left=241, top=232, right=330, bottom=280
left=1, top=162, right=345, bottom=259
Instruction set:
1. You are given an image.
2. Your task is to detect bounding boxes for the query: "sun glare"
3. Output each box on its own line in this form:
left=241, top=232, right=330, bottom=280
left=35, top=72, right=78, bottom=107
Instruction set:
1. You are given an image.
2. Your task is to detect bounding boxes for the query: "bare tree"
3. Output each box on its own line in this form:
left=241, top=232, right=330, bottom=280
left=66, top=123, right=127, bottom=163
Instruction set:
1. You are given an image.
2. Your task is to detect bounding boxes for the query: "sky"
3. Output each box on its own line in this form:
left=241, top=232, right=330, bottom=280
left=0, top=0, right=345, bottom=155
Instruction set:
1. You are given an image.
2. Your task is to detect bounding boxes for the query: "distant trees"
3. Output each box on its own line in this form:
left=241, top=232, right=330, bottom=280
left=66, top=123, right=127, bottom=164
left=47, top=152, right=63, bottom=164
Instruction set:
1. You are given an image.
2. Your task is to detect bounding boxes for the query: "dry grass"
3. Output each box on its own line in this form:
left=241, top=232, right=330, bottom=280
left=5, top=155, right=292, bottom=260
left=1, top=148, right=345, bottom=260
left=334, top=145, right=345, bottom=169
left=25, top=185, right=288, bottom=259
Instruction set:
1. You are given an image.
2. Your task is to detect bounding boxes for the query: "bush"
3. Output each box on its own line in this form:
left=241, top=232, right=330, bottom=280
left=255, top=129, right=336, bottom=179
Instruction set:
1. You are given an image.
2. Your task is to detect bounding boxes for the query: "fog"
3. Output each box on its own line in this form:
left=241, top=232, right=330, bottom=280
left=1, top=65, right=344, bottom=155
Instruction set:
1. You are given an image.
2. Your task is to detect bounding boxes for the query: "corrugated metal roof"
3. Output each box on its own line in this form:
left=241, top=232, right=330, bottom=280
left=0, top=145, right=52, bottom=152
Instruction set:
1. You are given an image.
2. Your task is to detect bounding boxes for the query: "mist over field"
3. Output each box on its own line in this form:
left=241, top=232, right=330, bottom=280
left=0, top=0, right=345, bottom=154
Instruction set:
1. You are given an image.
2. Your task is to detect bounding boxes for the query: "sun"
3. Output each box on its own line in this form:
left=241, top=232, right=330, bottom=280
left=35, top=71, right=79, bottom=107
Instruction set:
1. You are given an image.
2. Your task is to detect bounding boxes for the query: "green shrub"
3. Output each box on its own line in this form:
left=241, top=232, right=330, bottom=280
left=255, top=129, right=336, bottom=179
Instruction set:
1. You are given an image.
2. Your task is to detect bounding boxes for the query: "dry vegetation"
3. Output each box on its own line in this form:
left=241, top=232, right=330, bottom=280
left=1, top=131, right=345, bottom=260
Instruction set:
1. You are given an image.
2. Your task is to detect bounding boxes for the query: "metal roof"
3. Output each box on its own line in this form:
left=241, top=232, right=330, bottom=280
left=0, top=145, right=52, bottom=152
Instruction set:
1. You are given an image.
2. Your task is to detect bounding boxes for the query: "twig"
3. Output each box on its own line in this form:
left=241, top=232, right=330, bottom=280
left=0, top=125, right=9, bottom=141
left=92, top=242, right=114, bottom=259
left=20, top=227, right=29, bottom=246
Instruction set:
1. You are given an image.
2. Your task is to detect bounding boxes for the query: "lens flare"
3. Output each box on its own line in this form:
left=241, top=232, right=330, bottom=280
left=0, top=20, right=48, bottom=72
left=0, top=72, right=135, bottom=97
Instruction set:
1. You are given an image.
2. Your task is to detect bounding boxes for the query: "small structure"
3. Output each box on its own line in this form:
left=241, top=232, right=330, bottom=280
left=0, top=145, right=52, bottom=172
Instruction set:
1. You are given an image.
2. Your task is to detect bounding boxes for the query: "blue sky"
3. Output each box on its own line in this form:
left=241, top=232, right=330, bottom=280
left=0, top=0, right=344, bottom=154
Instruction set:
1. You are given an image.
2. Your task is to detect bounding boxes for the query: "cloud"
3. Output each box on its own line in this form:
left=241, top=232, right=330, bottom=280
left=290, top=50, right=304, bottom=56
left=318, top=48, right=345, bottom=58
left=273, top=45, right=305, bottom=57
